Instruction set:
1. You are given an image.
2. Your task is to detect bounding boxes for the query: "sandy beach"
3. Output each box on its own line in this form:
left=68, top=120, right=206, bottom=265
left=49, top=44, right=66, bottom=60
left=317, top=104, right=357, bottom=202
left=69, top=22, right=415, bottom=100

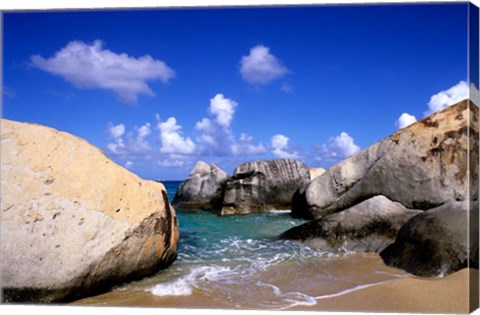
left=72, top=253, right=477, bottom=313
left=294, top=268, right=478, bottom=313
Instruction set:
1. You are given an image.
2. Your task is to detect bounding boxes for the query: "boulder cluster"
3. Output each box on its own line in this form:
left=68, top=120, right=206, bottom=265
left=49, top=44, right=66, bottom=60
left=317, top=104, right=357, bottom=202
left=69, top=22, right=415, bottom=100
left=280, top=99, right=478, bottom=277
left=176, top=99, right=478, bottom=277
left=173, top=159, right=311, bottom=215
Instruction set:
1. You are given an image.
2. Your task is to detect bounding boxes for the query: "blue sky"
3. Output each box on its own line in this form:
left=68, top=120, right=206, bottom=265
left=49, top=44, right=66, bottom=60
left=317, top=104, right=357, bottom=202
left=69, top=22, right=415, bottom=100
left=3, top=3, right=475, bottom=180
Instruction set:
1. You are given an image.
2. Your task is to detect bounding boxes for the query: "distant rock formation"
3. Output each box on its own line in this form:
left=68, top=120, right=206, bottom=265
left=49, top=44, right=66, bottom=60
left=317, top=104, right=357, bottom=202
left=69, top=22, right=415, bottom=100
left=1, top=119, right=179, bottom=303
left=220, top=159, right=310, bottom=215
left=172, top=161, right=228, bottom=212
left=283, top=99, right=479, bottom=277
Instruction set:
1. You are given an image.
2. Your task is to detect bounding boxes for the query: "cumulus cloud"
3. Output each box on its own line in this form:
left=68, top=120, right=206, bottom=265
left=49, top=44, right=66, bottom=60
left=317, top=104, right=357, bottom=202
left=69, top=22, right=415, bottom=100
left=231, top=133, right=267, bottom=155
left=30, top=40, right=175, bottom=104
left=270, top=134, right=300, bottom=159
left=240, top=45, right=288, bottom=85
left=195, top=94, right=237, bottom=156
left=157, top=159, right=186, bottom=167
left=125, top=161, right=133, bottom=169
left=209, top=93, right=238, bottom=126
left=395, top=113, right=417, bottom=130
left=425, top=80, right=469, bottom=115
left=128, top=123, right=152, bottom=154
left=315, top=132, right=360, bottom=165
left=106, top=123, right=126, bottom=155
left=106, top=122, right=152, bottom=157
left=157, top=117, right=196, bottom=155
left=195, top=94, right=267, bottom=157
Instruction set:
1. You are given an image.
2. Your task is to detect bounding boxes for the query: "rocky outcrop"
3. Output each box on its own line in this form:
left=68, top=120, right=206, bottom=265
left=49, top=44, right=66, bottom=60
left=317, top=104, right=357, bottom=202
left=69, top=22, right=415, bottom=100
left=291, top=100, right=475, bottom=220
left=280, top=196, right=422, bottom=252
left=221, top=159, right=310, bottom=215
left=0, top=119, right=179, bottom=303
left=172, top=161, right=228, bottom=212
left=380, top=201, right=478, bottom=277
left=285, top=99, right=478, bottom=277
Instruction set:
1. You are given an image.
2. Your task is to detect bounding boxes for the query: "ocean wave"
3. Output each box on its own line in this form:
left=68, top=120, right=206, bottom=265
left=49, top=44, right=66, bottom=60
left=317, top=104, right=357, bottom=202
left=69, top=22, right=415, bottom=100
left=149, top=265, right=237, bottom=297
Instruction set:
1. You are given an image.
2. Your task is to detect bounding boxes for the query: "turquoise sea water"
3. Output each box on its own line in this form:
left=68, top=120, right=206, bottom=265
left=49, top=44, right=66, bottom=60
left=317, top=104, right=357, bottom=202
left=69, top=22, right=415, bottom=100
left=104, top=181, right=404, bottom=310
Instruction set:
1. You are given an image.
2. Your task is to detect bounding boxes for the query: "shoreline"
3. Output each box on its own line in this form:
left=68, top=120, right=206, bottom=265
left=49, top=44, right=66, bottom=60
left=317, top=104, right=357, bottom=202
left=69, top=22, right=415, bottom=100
left=71, top=252, right=477, bottom=313
left=292, top=268, right=477, bottom=313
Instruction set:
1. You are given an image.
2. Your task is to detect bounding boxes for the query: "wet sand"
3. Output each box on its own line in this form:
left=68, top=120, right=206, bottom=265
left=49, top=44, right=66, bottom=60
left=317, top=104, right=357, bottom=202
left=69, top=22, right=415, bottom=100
left=72, top=254, right=477, bottom=313
left=294, top=268, right=478, bottom=313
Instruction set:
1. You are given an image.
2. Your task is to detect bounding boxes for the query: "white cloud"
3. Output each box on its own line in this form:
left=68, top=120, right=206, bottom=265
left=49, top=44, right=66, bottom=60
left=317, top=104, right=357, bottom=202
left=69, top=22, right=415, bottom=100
left=30, top=40, right=175, bottom=104
left=128, top=123, right=151, bottom=154
left=125, top=161, right=133, bottom=169
left=231, top=133, right=267, bottom=155
left=209, top=94, right=238, bottom=127
left=425, top=80, right=469, bottom=115
left=157, top=117, right=196, bottom=155
left=195, top=94, right=237, bottom=156
left=315, top=132, right=360, bottom=165
left=240, top=45, right=288, bottom=85
left=106, top=122, right=152, bottom=156
left=109, top=123, right=125, bottom=138
left=106, top=123, right=126, bottom=155
left=195, top=94, right=267, bottom=157
left=157, top=159, right=186, bottom=167
left=270, top=134, right=299, bottom=159
left=395, top=113, right=417, bottom=129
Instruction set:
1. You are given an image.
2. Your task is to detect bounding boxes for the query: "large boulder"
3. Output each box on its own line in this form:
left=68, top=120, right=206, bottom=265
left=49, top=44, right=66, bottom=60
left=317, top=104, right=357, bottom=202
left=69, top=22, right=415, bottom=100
left=221, top=159, right=310, bottom=215
left=172, top=161, right=228, bottom=212
left=0, top=119, right=179, bottom=303
left=380, top=201, right=478, bottom=277
left=280, top=195, right=422, bottom=252
left=291, top=100, right=475, bottom=220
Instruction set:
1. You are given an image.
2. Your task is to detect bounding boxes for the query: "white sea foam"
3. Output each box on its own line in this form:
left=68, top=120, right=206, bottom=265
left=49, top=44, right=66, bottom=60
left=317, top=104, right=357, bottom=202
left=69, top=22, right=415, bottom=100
left=267, top=209, right=291, bottom=214
left=256, top=281, right=317, bottom=309
left=314, top=279, right=399, bottom=300
left=149, top=265, right=237, bottom=297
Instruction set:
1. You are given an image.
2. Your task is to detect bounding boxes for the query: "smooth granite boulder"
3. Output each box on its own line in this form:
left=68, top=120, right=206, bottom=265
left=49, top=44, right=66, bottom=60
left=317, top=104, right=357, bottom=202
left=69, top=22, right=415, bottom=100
left=172, top=161, right=228, bottom=212
left=221, top=159, right=310, bottom=215
left=291, top=100, right=476, bottom=220
left=380, top=201, right=478, bottom=277
left=280, top=195, right=422, bottom=252
left=1, top=119, right=179, bottom=303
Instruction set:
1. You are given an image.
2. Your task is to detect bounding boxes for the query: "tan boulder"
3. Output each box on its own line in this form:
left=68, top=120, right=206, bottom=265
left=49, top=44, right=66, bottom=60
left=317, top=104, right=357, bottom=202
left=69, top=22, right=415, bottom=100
left=292, top=99, right=476, bottom=220
left=1, top=119, right=179, bottom=302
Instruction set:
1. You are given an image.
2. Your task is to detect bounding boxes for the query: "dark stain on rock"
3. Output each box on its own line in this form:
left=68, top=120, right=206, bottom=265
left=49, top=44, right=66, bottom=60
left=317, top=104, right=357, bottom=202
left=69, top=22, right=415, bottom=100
left=419, top=117, right=439, bottom=128
left=43, top=178, right=54, bottom=185
left=161, top=190, right=172, bottom=250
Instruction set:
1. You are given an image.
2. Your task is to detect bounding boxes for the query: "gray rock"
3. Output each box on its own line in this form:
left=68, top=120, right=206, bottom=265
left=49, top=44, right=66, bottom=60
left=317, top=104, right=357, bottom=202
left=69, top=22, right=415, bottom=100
left=221, top=159, right=310, bottom=215
left=380, top=201, right=478, bottom=277
left=0, top=119, right=179, bottom=303
left=172, top=161, right=228, bottom=212
left=280, top=195, right=422, bottom=252
left=292, top=100, right=475, bottom=220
